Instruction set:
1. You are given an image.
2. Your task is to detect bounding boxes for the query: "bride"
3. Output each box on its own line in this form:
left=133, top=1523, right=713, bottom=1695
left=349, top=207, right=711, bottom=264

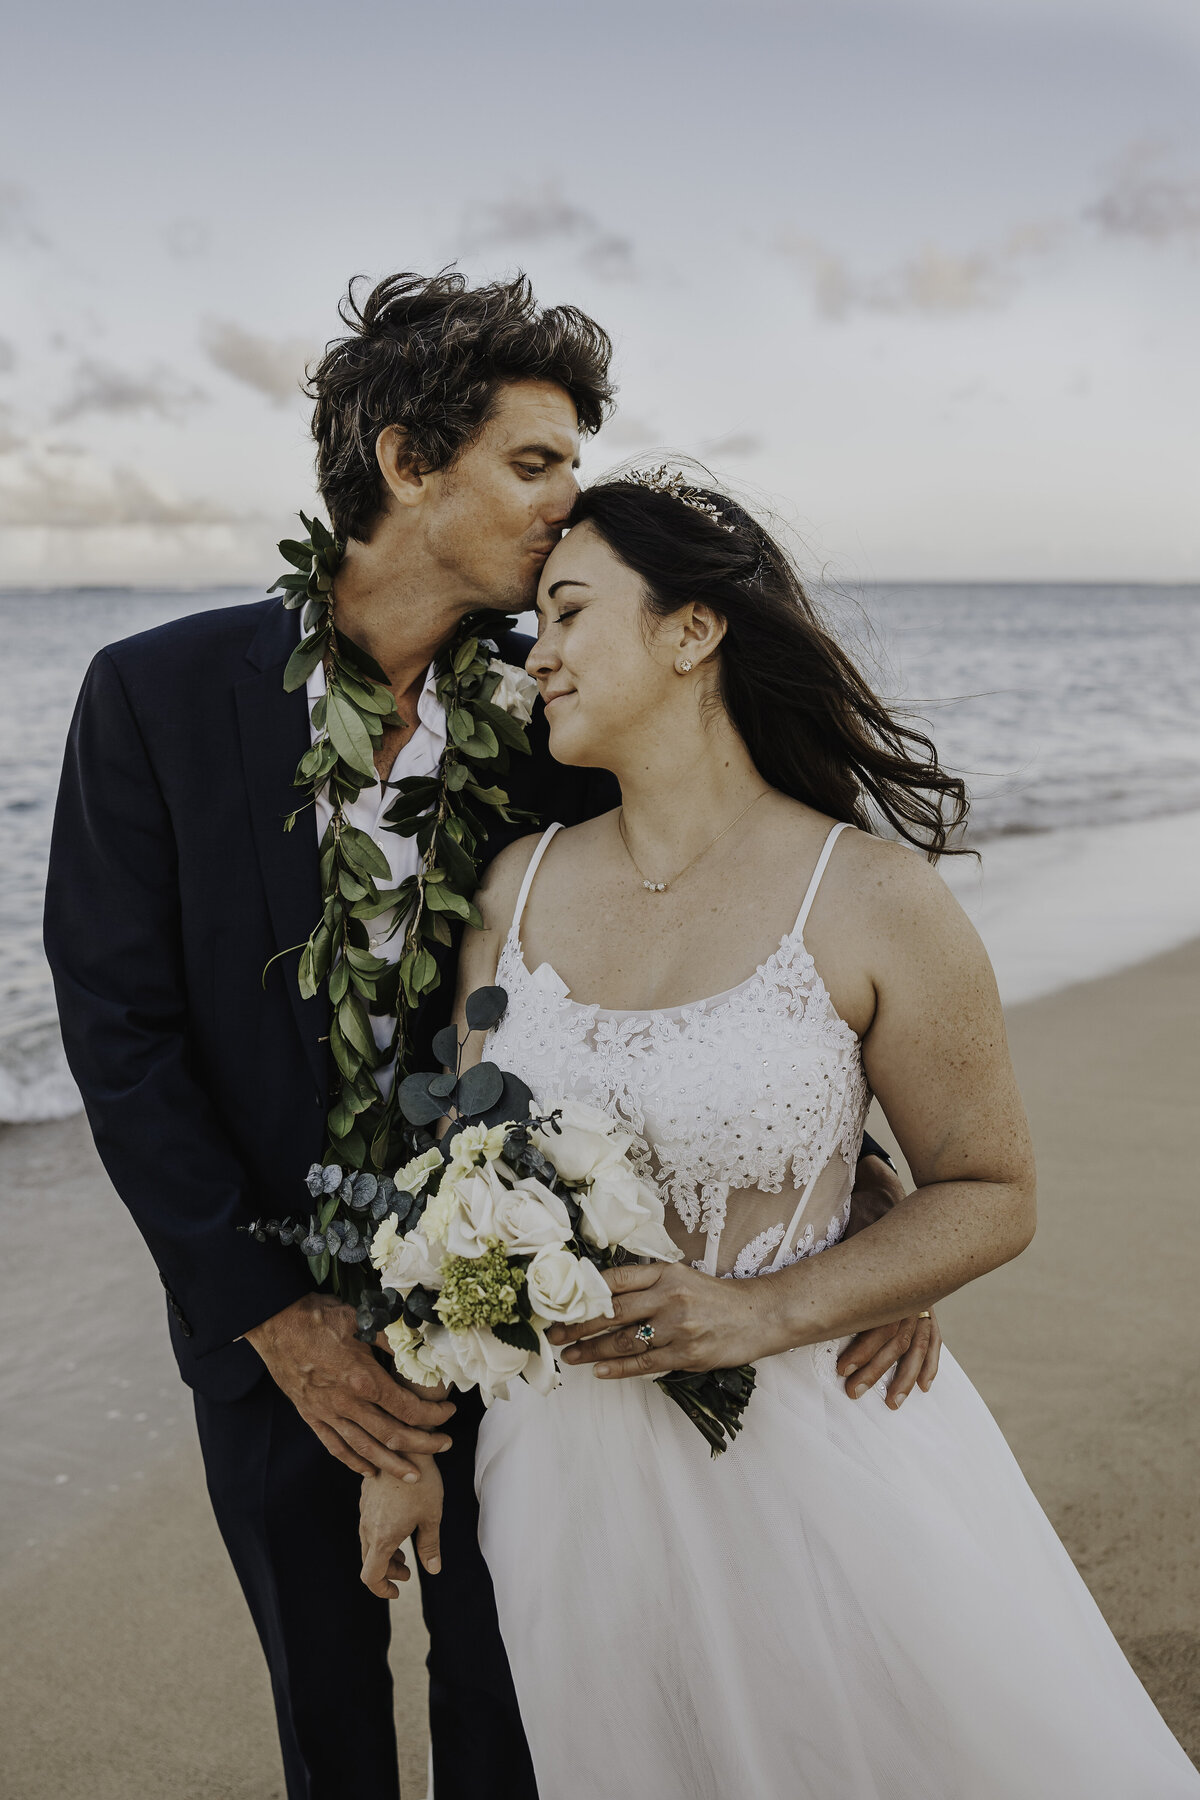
left=360, top=471, right=1199, bottom=1797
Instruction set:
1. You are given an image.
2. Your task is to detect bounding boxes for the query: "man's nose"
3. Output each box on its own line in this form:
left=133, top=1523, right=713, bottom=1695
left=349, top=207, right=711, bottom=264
left=544, top=468, right=580, bottom=529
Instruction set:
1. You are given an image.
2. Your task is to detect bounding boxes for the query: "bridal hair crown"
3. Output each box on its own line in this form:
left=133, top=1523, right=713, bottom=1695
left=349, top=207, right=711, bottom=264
left=626, top=465, right=738, bottom=534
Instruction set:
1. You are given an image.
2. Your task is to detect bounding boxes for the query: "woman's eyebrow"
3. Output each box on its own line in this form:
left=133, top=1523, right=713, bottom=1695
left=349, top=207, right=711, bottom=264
left=547, top=579, right=590, bottom=600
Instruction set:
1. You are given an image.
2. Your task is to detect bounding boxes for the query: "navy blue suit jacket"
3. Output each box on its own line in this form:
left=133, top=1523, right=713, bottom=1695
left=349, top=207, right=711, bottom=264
left=44, top=598, right=615, bottom=1401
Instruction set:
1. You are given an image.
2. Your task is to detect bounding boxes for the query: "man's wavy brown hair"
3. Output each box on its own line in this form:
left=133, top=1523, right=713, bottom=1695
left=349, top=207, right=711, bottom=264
left=307, top=269, right=615, bottom=542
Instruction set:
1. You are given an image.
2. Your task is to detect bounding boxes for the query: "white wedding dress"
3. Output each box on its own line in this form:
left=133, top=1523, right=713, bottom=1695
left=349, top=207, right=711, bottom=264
left=476, top=822, right=1199, bottom=1799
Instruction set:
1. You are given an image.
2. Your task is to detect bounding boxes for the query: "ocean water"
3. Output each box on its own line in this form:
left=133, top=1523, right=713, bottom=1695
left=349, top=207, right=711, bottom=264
left=1, top=582, right=1198, bottom=1122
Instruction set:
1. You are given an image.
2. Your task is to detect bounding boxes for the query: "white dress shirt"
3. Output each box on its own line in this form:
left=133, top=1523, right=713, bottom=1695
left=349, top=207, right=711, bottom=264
left=306, top=654, right=447, bottom=1099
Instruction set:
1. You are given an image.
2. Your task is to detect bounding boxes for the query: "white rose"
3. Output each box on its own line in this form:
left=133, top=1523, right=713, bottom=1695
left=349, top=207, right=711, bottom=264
left=382, top=1319, right=445, bottom=1387
left=579, top=1162, right=683, bottom=1262
left=393, top=1146, right=443, bottom=1197
left=488, top=658, right=539, bottom=725
left=426, top=1322, right=534, bottom=1406
left=525, top=1246, right=614, bottom=1325
left=438, top=1162, right=573, bottom=1259
left=370, top=1218, right=445, bottom=1292
left=531, top=1099, right=636, bottom=1185
left=447, top=1123, right=508, bottom=1171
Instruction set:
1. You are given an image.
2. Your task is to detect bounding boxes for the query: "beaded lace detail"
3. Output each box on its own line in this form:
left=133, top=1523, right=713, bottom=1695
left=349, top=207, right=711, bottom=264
left=488, top=899, right=869, bottom=1263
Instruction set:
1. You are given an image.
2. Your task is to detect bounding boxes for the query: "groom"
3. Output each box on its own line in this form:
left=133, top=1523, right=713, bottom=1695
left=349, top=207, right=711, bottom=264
left=45, top=268, right=935, bottom=1800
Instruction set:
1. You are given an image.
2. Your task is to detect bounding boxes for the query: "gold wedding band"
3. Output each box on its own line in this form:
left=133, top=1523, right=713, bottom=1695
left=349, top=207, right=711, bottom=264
left=917, top=1311, right=932, bottom=1320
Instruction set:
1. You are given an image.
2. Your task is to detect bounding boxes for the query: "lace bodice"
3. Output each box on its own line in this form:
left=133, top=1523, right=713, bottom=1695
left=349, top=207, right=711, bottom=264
left=486, top=822, right=870, bottom=1277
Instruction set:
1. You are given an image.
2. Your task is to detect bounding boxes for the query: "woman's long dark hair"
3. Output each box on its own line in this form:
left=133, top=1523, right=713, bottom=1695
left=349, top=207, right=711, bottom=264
left=568, top=477, right=969, bottom=859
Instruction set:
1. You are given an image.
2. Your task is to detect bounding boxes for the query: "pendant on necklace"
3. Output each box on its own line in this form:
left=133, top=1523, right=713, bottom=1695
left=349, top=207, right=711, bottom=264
left=643, top=880, right=667, bottom=892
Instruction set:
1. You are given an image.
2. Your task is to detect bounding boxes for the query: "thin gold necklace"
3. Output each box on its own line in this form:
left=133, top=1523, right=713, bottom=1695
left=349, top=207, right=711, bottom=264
left=618, top=790, right=769, bottom=893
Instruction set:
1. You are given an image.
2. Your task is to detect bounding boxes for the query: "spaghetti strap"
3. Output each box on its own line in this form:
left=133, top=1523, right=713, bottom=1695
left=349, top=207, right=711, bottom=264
left=791, top=822, right=852, bottom=938
left=510, top=823, right=564, bottom=941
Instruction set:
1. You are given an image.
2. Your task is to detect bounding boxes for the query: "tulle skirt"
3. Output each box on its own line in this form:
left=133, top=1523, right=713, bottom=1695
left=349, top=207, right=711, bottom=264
left=475, top=1338, right=1199, bottom=1799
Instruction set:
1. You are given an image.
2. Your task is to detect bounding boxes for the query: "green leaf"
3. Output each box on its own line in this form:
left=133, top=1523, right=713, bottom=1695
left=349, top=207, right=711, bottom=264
left=338, top=993, right=378, bottom=1061
left=456, top=1060, right=504, bottom=1115
left=278, top=537, right=313, bottom=570
left=434, top=827, right=478, bottom=892
left=297, top=941, right=317, bottom=999
left=339, top=825, right=392, bottom=882
left=338, top=868, right=370, bottom=903
left=335, top=631, right=390, bottom=684
left=423, top=883, right=472, bottom=919
left=324, top=692, right=378, bottom=779
left=444, top=760, right=469, bottom=792
left=328, top=1015, right=359, bottom=1082
left=474, top=698, right=530, bottom=753
left=446, top=707, right=475, bottom=746
left=465, top=782, right=510, bottom=809
left=459, top=722, right=500, bottom=760
left=492, top=1318, right=539, bottom=1353
left=338, top=672, right=399, bottom=717
left=465, top=986, right=508, bottom=1031
left=452, top=636, right=479, bottom=676
left=345, top=946, right=389, bottom=975
left=329, top=958, right=350, bottom=1005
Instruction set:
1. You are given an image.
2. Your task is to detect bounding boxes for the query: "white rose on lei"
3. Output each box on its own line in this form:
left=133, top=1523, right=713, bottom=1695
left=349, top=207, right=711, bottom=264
left=525, top=1246, right=614, bottom=1326
left=530, top=1099, right=637, bottom=1184
left=425, top=1322, right=554, bottom=1406
left=488, top=658, right=539, bottom=725
left=369, top=1217, right=445, bottom=1293
left=382, top=1318, right=446, bottom=1387
left=579, top=1160, right=683, bottom=1262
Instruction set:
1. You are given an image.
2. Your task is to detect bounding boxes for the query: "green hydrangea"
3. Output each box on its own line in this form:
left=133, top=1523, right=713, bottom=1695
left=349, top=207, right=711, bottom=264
left=435, top=1239, right=524, bottom=1332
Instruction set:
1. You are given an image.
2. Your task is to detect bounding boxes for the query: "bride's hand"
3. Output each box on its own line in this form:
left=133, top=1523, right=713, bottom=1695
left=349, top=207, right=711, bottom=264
left=359, top=1458, right=444, bottom=1599
left=547, top=1261, right=788, bottom=1377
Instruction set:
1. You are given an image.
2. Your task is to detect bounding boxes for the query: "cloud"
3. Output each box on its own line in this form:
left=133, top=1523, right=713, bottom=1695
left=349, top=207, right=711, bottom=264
left=596, top=413, right=662, bottom=449
left=201, top=319, right=314, bottom=405
left=700, top=431, right=766, bottom=459
left=779, top=220, right=1063, bottom=320
left=162, top=216, right=211, bottom=260
left=1086, top=143, right=1200, bottom=242
left=0, top=458, right=247, bottom=529
left=460, top=184, right=638, bottom=282
left=0, top=181, right=49, bottom=249
left=52, top=359, right=207, bottom=425
left=0, top=402, right=23, bottom=456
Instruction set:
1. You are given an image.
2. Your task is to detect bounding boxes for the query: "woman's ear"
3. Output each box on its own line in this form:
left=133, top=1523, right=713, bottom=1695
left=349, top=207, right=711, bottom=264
left=678, top=603, right=727, bottom=667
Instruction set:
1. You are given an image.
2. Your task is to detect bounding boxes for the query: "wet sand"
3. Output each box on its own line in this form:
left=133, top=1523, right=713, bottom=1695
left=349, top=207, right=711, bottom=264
left=1, top=938, right=1197, bottom=1795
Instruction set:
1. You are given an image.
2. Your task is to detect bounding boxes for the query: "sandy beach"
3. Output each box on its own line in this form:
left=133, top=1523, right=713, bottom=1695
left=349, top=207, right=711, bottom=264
left=1, top=936, right=1197, bottom=1797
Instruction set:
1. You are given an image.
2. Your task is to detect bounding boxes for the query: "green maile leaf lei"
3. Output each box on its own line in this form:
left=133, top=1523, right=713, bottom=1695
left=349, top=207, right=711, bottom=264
left=268, top=512, right=534, bottom=1230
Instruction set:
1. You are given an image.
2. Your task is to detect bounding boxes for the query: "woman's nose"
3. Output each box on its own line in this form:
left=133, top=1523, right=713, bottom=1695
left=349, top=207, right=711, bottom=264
left=525, top=633, right=557, bottom=680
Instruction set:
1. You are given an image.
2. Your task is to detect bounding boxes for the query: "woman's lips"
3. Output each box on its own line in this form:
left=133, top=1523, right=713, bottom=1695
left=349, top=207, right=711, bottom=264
left=543, top=690, right=574, bottom=710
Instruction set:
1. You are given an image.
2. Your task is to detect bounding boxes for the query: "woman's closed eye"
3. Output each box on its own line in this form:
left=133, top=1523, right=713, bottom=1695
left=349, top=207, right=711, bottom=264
left=552, top=608, right=580, bottom=626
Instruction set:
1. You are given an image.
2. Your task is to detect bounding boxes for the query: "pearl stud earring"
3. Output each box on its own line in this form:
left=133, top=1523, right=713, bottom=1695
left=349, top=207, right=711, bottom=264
left=677, top=659, right=693, bottom=673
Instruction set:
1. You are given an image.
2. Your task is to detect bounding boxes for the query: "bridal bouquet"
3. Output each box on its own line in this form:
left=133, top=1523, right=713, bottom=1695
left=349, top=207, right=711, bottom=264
left=250, top=986, right=756, bottom=1454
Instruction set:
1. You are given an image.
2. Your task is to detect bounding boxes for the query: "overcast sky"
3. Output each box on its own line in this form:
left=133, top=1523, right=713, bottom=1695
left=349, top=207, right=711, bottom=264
left=1, top=0, right=1197, bottom=585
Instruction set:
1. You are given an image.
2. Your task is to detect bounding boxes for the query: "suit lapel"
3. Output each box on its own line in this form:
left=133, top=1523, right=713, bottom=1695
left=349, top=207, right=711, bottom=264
left=235, top=605, right=330, bottom=1097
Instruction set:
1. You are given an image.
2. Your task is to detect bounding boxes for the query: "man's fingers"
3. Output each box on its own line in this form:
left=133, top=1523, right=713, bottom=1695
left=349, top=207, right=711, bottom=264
left=367, top=1378, right=456, bottom=1430
left=351, top=1400, right=454, bottom=1460
left=918, top=1318, right=942, bottom=1391
left=415, top=1516, right=442, bottom=1576
left=311, top=1418, right=376, bottom=1478
left=844, top=1334, right=909, bottom=1398
left=361, top=1537, right=407, bottom=1599
left=837, top=1324, right=894, bottom=1378
left=885, top=1333, right=928, bottom=1409
left=339, top=1420, right=422, bottom=1482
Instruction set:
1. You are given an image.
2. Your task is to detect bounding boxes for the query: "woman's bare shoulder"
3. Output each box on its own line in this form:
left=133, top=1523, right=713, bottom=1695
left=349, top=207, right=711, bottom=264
left=474, top=813, right=617, bottom=935
left=830, top=828, right=980, bottom=946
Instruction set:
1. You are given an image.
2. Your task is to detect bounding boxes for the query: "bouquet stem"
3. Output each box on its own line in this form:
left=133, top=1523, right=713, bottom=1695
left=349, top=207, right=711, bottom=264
left=656, top=1364, right=758, bottom=1456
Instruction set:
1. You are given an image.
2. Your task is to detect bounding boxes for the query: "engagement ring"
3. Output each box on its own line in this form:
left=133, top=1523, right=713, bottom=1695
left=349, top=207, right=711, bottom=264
left=635, top=1322, right=655, bottom=1346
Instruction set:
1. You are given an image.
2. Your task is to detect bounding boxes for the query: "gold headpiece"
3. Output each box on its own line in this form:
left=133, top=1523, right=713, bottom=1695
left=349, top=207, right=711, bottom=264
left=625, top=465, right=737, bottom=533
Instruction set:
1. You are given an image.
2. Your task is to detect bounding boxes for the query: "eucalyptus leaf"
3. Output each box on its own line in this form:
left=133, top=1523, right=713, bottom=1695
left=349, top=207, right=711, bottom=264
left=398, top=1072, right=446, bottom=1127
left=432, top=1025, right=461, bottom=1069
left=455, top=1060, right=504, bottom=1117
left=465, top=985, right=508, bottom=1031
left=428, top=1071, right=457, bottom=1099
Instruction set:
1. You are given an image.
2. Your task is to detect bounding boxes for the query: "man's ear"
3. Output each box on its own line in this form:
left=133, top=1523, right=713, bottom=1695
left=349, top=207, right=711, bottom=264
left=376, top=424, right=427, bottom=510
